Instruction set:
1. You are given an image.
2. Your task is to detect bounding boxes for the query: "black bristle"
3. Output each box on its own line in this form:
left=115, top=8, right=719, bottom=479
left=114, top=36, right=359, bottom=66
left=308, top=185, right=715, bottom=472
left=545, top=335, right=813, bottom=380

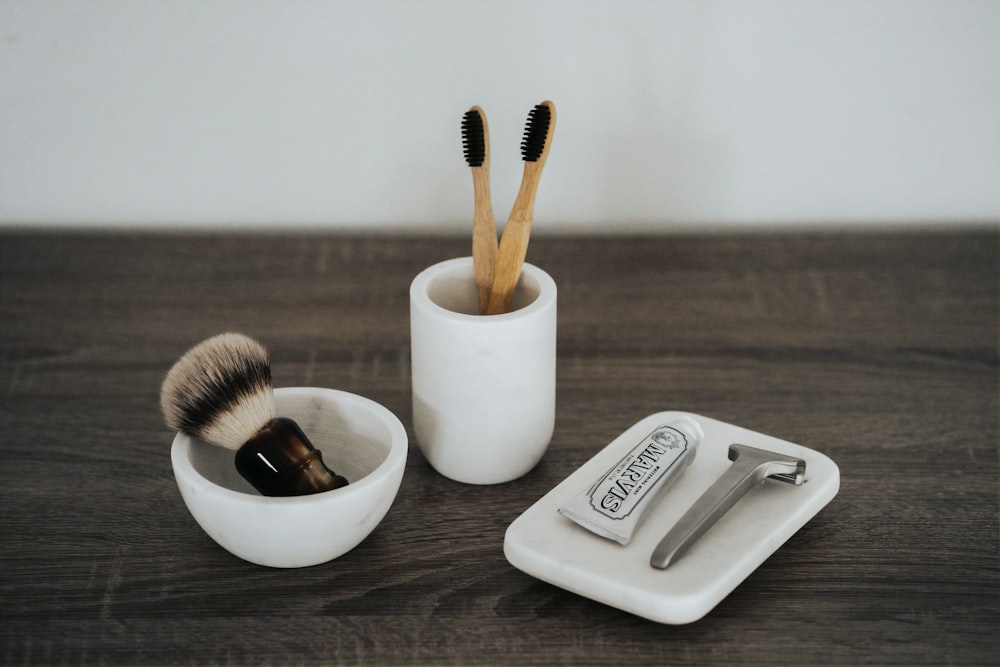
left=462, top=109, right=485, bottom=167
left=520, top=103, right=551, bottom=162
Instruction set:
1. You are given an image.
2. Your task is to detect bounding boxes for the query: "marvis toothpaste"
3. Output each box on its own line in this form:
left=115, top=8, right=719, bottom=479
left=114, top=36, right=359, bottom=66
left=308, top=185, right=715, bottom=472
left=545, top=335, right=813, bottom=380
left=558, top=417, right=701, bottom=545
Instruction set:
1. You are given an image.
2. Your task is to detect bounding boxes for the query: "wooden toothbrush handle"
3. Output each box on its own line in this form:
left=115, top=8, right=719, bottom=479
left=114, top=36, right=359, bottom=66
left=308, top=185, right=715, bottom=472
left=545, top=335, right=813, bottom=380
left=471, top=166, right=497, bottom=315
left=485, top=164, right=542, bottom=315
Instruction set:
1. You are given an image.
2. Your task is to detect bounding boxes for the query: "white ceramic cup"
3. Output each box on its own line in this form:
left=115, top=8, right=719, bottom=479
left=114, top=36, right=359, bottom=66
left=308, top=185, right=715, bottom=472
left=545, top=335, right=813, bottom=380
left=410, top=257, right=557, bottom=484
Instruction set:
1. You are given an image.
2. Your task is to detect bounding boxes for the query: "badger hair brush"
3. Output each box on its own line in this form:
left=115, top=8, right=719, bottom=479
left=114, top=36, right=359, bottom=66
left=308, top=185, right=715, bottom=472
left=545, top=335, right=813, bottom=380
left=485, top=100, right=556, bottom=315
left=462, top=106, right=498, bottom=314
left=160, top=333, right=348, bottom=496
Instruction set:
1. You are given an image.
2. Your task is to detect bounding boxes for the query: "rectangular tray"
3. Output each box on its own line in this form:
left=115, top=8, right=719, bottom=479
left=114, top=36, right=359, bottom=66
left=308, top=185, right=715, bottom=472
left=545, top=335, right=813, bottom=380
left=503, top=412, right=840, bottom=624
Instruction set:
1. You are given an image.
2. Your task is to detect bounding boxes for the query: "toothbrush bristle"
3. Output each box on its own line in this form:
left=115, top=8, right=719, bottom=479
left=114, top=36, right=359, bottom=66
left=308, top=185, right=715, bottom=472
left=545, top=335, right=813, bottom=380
left=462, top=109, right=486, bottom=167
left=520, top=103, right=551, bottom=162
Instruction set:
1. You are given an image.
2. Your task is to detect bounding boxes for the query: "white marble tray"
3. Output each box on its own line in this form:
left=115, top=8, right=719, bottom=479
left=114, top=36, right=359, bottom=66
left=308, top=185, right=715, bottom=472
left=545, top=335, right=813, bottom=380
left=503, top=412, right=840, bottom=624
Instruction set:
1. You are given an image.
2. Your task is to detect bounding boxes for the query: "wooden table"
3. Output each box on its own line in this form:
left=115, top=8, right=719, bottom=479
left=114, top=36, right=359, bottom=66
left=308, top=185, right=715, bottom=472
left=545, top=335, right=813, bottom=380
left=1, top=229, right=997, bottom=666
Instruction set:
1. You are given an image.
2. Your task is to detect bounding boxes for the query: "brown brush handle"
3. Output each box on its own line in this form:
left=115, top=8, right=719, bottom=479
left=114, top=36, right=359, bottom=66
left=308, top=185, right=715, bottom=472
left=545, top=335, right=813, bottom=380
left=234, top=417, right=349, bottom=496
left=471, top=164, right=497, bottom=314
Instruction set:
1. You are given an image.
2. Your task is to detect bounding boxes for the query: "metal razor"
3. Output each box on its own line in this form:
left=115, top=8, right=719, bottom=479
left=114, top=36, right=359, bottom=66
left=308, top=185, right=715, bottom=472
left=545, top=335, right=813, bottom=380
left=650, top=443, right=806, bottom=569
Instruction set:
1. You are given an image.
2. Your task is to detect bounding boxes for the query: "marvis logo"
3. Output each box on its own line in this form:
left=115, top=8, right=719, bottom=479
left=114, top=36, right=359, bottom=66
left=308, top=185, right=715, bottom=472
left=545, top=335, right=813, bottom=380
left=588, top=426, right=689, bottom=519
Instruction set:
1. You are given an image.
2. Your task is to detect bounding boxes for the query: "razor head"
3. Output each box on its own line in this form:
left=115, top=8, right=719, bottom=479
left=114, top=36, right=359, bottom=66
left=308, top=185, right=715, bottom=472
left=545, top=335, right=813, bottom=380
left=521, top=102, right=552, bottom=162
left=728, top=443, right=806, bottom=485
left=461, top=108, right=486, bottom=167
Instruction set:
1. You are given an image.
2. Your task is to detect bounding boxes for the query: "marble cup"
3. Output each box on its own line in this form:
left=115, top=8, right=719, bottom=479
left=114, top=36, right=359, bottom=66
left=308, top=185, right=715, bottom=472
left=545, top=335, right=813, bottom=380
left=410, top=257, right=557, bottom=484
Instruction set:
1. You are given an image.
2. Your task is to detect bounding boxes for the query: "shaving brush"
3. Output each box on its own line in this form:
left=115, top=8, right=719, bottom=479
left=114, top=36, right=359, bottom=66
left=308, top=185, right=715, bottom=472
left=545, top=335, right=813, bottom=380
left=160, top=333, right=348, bottom=496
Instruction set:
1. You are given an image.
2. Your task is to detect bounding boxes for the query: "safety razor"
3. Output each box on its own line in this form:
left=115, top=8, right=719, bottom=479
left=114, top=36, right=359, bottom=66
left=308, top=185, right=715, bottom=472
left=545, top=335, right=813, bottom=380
left=650, top=443, right=806, bottom=569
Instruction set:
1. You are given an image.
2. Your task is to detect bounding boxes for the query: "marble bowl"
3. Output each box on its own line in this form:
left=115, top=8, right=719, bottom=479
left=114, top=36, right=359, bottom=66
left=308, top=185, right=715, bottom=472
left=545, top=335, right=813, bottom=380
left=170, top=387, right=407, bottom=567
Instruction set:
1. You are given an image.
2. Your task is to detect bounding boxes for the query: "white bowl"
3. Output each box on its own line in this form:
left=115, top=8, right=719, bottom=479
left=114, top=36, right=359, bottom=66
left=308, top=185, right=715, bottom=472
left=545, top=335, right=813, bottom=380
left=170, top=387, right=407, bottom=567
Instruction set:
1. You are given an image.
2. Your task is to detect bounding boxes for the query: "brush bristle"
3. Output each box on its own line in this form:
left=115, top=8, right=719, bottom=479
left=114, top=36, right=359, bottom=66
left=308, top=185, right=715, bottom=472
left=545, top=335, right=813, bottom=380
left=462, top=108, right=486, bottom=167
left=160, top=332, right=275, bottom=450
left=520, top=103, right=551, bottom=162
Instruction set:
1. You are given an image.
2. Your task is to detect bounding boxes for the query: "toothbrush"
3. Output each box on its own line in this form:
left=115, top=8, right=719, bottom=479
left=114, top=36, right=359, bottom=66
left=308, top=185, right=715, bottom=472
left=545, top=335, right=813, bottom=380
left=462, top=106, right=498, bottom=315
left=485, top=100, right=556, bottom=315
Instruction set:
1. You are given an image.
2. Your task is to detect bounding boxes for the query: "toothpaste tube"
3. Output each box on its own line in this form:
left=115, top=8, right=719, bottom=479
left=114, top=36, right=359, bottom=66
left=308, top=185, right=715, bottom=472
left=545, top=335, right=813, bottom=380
left=558, top=418, right=701, bottom=545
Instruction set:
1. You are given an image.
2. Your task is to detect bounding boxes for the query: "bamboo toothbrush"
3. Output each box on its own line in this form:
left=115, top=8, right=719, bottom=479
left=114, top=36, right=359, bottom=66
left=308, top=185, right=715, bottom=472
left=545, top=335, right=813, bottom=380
left=485, top=100, right=556, bottom=315
left=462, top=106, right=497, bottom=314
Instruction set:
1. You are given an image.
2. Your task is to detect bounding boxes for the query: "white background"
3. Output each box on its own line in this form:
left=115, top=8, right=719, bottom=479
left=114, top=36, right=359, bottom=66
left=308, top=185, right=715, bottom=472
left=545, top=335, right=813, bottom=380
left=1, top=0, right=998, bottom=232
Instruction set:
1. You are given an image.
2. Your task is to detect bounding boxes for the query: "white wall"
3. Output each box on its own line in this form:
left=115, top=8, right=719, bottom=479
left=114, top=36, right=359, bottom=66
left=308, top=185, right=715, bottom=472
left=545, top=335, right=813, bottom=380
left=1, top=0, right=998, bottom=232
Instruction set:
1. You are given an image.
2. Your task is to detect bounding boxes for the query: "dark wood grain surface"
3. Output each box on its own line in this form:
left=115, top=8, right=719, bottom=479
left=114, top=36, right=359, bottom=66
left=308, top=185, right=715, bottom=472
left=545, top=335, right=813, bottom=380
left=1, top=229, right=997, bottom=666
